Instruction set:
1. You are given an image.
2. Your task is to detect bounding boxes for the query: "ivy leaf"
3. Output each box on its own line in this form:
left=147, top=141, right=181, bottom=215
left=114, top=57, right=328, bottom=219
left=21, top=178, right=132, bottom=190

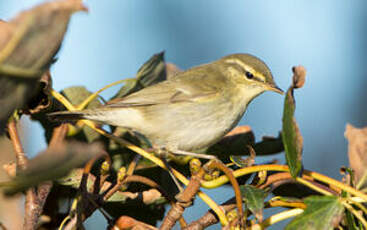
left=240, top=185, right=267, bottom=222
left=285, top=196, right=344, bottom=230
left=282, top=66, right=306, bottom=178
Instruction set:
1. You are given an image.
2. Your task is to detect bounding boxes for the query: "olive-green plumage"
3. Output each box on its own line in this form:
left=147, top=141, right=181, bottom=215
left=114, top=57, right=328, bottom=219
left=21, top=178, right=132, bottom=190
left=49, top=53, right=282, bottom=153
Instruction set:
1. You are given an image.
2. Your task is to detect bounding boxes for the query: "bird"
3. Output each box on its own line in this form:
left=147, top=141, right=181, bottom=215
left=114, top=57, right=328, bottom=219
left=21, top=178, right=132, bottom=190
left=49, top=53, right=283, bottom=159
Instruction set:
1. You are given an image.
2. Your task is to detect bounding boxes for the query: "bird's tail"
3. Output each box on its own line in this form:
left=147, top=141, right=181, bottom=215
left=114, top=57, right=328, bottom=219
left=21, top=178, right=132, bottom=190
left=48, top=110, right=89, bottom=122
left=48, top=108, right=141, bottom=128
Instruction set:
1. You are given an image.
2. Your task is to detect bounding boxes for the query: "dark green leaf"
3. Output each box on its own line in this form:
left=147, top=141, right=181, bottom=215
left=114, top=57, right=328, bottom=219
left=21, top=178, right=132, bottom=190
left=2, top=142, right=103, bottom=195
left=282, top=66, right=306, bottom=178
left=204, top=126, right=255, bottom=159
left=204, top=126, right=283, bottom=161
left=253, top=134, right=284, bottom=156
left=110, top=52, right=166, bottom=99
left=241, top=185, right=267, bottom=222
left=272, top=181, right=320, bottom=199
left=285, top=196, right=344, bottom=230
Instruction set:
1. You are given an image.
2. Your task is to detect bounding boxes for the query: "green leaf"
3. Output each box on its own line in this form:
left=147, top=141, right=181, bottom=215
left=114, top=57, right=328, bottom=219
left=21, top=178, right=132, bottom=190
left=285, top=196, right=344, bottom=230
left=241, top=185, right=267, bottom=222
left=110, top=51, right=166, bottom=99
left=61, top=86, right=102, bottom=142
left=282, top=66, right=306, bottom=178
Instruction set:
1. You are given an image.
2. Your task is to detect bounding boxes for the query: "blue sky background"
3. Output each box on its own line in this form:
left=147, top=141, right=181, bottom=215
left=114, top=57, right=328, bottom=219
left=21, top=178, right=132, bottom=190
left=2, top=1, right=367, bottom=229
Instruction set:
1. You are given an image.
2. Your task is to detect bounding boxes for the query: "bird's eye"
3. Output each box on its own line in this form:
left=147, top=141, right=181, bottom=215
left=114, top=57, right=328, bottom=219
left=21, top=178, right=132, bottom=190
left=245, top=71, right=254, bottom=79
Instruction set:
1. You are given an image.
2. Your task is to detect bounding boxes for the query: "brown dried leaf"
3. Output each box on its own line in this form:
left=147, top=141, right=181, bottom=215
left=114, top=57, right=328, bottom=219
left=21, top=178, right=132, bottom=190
left=114, top=216, right=157, bottom=230
left=0, top=0, right=87, bottom=75
left=292, top=66, right=306, bottom=89
left=3, top=141, right=103, bottom=195
left=344, top=124, right=367, bottom=185
left=225, top=125, right=252, bottom=137
left=0, top=0, right=87, bottom=130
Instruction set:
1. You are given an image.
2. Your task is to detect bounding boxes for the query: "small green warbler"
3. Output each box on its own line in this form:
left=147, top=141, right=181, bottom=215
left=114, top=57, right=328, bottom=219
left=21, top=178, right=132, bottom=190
left=49, top=53, right=283, bottom=158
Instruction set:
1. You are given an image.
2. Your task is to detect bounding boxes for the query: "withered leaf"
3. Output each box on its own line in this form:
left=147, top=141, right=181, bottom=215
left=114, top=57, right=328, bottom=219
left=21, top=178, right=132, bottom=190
left=2, top=142, right=103, bottom=195
left=344, top=124, right=367, bottom=188
left=282, top=66, right=306, bottom=178
left=0, top=0, right=87, bottom=132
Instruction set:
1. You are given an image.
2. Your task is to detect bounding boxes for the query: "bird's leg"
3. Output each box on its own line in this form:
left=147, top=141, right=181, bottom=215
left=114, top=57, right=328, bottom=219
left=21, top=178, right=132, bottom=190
left=155, top=147, right=184, bottom=193
left=171, top=149, right=216, bottom=160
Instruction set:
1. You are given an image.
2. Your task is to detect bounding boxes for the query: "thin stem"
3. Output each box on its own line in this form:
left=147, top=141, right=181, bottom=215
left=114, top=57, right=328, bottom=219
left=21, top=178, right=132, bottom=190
left=207, top=160, right=244, bottom=226
left=347, top=198, right=367, bottom=216
left=76, top=78, right=133, bottom=110
left=7, top=120, right=27, bottom=169
left=343, top=201, right=367, bottom=229
left=305, top=170, right=367, bottom=202
left=202, top=164, right=367, bottom=203
left=296, top=177, right=332, bottom=196
left=266, top=199, right=306, bottom=210
left=258, top=208, right=303, bottom=229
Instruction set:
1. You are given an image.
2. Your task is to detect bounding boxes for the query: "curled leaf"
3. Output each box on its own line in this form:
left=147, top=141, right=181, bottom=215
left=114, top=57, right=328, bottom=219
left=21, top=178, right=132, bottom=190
left=282, top=66, right=306, bottom=178
left=344, top=124, right=367, bottom=188
left=292, top=66, right=306, bottom=88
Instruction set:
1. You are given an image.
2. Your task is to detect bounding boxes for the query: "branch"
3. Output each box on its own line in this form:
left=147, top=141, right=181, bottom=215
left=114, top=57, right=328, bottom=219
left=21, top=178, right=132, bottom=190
left=183, top=198, right=237, bottom=230
left=160, top=168, right=205, bottom=230
left=7, top=122, right=68, bottom=230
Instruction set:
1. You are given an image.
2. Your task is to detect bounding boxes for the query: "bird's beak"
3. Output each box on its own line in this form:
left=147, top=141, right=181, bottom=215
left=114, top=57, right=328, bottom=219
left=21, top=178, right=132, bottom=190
left=267, top=85, right=284, bottom=95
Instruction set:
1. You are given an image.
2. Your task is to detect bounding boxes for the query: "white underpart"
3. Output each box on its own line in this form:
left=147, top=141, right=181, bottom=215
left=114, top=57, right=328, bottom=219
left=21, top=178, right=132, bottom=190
left=85, top=108, right=144, bottom=128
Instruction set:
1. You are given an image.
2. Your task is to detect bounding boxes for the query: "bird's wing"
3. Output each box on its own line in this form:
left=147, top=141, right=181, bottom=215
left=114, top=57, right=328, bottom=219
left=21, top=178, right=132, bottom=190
left=105, top=74, right=219, bottom=108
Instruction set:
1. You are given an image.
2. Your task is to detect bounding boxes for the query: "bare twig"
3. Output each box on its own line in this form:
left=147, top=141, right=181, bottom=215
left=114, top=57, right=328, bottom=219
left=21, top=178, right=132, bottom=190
left=183, top=199, right=237, bottom=230
left=259, top=172, right=339, bottom=195
left=8, top=120, right=36, bottom=230
left=8, top=122, right=68, bottom=230
left=7, top=120, right=28, bottom=170
left=206, top=160, right=244, bottom=227
left=104, top=175, right=172, bottom=202
left=160, top=168, right=205, bottom=230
